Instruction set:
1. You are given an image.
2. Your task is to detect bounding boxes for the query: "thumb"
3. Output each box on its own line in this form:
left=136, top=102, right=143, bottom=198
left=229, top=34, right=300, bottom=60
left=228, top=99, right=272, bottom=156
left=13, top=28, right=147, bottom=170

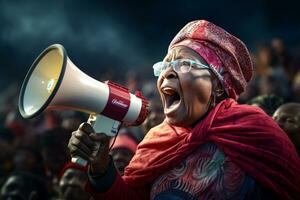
left=78, top=122, right=95, bottom=135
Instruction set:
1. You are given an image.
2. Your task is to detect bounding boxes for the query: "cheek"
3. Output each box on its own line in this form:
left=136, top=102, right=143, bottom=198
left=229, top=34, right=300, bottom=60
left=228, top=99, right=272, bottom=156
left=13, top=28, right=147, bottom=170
left=194, top=79, right=212, bottom=102
left=283, top=123, right=298, bottom=136
left=190, top=81, right=212, bottom=117
left=180, top=75, right=212, bottom=122
left=157, top=79, right=164, bottom=101
left=288, top=124, right=299, bottom=133
left=181, top=76, right=212, bottom=105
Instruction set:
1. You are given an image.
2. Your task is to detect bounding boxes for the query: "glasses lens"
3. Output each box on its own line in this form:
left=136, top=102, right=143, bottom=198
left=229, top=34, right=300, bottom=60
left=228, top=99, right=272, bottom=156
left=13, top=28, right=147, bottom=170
left=153, top=62, right=167, bottom=77
left=178, top=60, right=191, bottom=73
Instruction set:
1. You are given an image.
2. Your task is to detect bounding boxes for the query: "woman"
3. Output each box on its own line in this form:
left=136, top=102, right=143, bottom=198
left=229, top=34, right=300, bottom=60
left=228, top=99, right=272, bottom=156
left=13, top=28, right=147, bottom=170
left=68, top=20, right=300, bottom=200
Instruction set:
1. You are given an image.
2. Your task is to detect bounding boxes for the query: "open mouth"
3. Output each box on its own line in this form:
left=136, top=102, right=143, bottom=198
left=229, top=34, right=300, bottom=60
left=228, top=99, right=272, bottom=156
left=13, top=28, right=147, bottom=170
left=161, top=87, right=181, bottom=113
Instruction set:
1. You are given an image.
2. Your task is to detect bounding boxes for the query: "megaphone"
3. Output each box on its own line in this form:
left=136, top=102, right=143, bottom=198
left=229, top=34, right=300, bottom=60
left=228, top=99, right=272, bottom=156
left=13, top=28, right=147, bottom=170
left=19, top=44, right=149, bottom=166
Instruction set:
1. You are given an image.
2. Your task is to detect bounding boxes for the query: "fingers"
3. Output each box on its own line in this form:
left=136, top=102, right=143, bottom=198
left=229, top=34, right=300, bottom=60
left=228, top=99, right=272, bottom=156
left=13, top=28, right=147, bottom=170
left=74, top=126, right=95, bottom=148
left=71, top=136, right=92, bottom=155
left=68, top=122, right=111, bottom=165
left=68, top=123, right=95, bottom=162
left=68, top=141, right=94, bottom=162
left=89, top=133, right=110, bottom=157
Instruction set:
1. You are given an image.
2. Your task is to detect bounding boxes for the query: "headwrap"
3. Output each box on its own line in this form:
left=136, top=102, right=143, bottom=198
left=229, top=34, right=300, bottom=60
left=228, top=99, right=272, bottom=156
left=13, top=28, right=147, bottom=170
left=124, top=98, right=300, bottom=200
left=169, top=20, right=253, bottom=100
left=110, top=134, right=138, bottom=153
left=59, top=161, right=88, bottom=179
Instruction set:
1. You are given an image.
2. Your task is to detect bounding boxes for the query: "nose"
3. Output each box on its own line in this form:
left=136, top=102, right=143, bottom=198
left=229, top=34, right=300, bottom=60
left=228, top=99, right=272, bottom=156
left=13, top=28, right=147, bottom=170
left=113, top=152, right=122, bottom=160
left=161, top=66, right=177, bottom=79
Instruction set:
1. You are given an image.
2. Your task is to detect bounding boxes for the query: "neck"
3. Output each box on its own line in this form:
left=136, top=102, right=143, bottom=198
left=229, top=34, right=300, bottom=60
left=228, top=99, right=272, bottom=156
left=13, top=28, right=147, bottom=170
left=191, top=108, right=211, bottom=128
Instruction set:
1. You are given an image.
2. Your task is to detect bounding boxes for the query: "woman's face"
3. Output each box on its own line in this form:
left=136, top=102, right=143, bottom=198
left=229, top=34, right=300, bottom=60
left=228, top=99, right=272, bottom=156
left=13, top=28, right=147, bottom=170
left=157, top=46, right=213, bottom=127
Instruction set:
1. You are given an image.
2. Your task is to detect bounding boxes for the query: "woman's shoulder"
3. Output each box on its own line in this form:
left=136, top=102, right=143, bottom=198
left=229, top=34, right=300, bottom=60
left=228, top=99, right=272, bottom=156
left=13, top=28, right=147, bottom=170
left=217, top=99, right=273, bottom=123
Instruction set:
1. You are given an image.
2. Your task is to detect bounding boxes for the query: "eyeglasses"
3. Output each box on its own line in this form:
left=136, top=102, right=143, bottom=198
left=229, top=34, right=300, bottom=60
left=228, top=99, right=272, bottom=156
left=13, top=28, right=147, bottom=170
left=152, top=59, right=210, bottom=77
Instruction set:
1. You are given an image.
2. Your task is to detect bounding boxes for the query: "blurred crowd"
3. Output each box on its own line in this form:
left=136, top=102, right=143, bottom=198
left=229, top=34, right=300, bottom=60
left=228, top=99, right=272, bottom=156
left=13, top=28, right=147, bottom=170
left=0, top=37, right=299, bottom=199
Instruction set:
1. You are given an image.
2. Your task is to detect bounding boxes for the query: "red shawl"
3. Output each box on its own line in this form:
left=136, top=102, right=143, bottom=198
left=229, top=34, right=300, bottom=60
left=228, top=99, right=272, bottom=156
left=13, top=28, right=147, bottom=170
left=124, top=98, right=300, bottom=199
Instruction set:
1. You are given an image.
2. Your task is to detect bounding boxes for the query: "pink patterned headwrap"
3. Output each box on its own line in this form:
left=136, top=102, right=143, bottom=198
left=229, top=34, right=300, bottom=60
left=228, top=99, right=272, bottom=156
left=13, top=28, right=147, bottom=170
left=169, top=20, right=253, bottom=100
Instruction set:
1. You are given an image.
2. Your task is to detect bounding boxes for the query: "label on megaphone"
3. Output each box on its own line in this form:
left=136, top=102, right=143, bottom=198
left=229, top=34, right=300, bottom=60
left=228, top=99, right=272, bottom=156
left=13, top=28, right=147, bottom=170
left=89, top=114, right=121, bottom=137
left=101, top=81, right=148, bottom=126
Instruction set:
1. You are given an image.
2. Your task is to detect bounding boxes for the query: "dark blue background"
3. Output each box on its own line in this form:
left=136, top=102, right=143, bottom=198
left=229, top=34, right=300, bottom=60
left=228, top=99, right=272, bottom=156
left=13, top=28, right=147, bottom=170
left=1, top=0, right=300, bottom=89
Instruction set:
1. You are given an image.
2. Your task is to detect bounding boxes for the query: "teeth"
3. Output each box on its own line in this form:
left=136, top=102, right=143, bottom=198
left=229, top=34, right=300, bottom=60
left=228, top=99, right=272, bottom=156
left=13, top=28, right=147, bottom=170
left=162, top=87, right=176, bottom=95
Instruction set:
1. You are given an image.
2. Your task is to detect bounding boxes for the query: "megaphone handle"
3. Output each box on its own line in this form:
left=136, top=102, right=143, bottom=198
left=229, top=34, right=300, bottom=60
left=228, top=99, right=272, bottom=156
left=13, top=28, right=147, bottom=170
left=71, top=114, right=121, bottom=166
left=71, top=156, right=88, bottom=166
left=71, top=140, right=101, bottom=167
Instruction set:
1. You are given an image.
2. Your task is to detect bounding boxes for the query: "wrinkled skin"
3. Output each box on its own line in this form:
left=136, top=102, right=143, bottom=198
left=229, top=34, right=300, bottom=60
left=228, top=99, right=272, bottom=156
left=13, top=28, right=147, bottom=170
left=59, top=168, right=90, bottom=200
left=157, top=46, right=213, bottom=127
left=68, top=46, right=219, bottom=174
left=273, top=103, right=300, bottom=154
left=68, top=123, right=111, bottom=174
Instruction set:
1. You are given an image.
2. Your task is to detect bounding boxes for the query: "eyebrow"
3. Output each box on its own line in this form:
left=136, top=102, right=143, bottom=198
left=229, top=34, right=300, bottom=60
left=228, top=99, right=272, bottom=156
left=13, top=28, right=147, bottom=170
left=164, top=49, right=194, bottom=61
left=164, top=47, right=211, bottom=71
left=163, top=53, right=174, bottom=62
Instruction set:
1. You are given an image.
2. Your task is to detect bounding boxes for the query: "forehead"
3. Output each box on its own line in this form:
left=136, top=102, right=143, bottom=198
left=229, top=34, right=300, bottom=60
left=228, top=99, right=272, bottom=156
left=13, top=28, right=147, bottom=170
left=275, top=105, right=300, bottom=117
left=64, top=168, right=83, bottom=174
left=6, top=176, right=23, bottom=185
left=164, top=46, right=206, bottom=63
left=111, top=147, right=133, bottom=155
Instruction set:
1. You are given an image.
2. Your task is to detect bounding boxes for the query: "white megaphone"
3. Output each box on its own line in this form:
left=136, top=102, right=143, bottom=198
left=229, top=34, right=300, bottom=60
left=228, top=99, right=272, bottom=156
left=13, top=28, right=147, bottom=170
left=19, top=44, right=149, bottom=166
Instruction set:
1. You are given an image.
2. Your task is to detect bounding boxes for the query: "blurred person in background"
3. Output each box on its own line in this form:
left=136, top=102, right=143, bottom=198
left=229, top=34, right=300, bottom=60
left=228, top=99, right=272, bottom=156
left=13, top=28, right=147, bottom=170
left=39, top=127, right=71, bottom=198
left=58, top=162, right=90, bottom=200
left=0, top=171, right=48, bottom=200
left=292, top=70, right=300, bottom=102
left=248, top=94, right=283, bottom=116
left=13, top=146, right=44, bottom=176
left=60, top=111, right=87, bottom=132
left=125, top=70, right=139, bottom=93
left=109, top=133, right=138, bottom=176
left=141, top=81, right=164, bottom=137
left=0, top=82, right=19, bottom=122
left=251, top=43, right=292, bottom=101
left=142, top=100, right=164, bottom=135
left=271, top=38, right=297, bottom=81
left=0, top=126, right=15, bottom=184
left=273, top=103, right=300, bottom=156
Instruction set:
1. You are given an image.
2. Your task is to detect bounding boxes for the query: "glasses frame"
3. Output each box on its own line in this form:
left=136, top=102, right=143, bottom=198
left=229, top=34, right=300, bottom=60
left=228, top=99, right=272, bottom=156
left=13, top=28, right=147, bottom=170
left=153, top=59, right=210, bottom=77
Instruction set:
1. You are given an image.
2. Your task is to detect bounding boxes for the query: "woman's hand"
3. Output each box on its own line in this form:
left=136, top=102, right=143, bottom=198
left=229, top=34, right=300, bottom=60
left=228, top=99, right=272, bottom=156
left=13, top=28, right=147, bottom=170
left=68, top=122, right=111, bottom=174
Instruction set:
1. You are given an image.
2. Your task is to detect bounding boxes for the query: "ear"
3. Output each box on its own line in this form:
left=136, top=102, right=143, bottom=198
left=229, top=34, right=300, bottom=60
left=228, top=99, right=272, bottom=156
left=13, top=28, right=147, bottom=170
left=211, top=75, right=225, bottom=97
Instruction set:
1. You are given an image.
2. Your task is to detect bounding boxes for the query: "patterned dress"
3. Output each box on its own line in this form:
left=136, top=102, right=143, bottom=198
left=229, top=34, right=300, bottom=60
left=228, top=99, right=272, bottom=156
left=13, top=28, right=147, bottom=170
left=150, top=142, right=260, bottom=200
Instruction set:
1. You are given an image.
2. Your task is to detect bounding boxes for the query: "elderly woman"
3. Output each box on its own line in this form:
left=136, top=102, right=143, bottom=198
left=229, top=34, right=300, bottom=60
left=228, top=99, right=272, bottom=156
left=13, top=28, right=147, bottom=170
left=68, top=20, right=300, bottom=200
